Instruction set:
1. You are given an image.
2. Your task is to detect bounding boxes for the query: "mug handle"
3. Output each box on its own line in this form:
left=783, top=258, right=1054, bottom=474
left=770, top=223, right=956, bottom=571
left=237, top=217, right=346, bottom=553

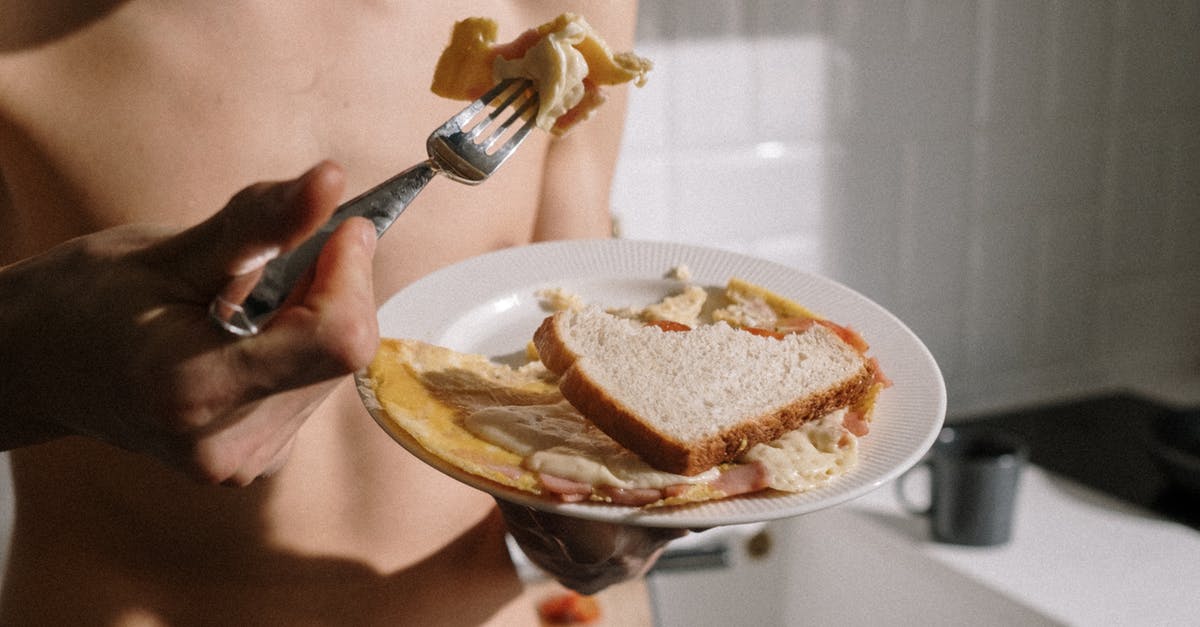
left=894, top=461, right=932, bottom=515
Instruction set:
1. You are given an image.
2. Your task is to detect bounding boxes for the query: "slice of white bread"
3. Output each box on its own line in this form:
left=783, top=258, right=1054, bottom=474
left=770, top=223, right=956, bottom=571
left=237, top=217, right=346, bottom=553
left=533, top=306, right=875, bottom=476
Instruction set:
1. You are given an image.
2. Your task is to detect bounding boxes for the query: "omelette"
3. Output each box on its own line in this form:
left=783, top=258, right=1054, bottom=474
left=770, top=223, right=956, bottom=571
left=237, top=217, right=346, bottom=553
left=359, top=278, right=888, bottom=508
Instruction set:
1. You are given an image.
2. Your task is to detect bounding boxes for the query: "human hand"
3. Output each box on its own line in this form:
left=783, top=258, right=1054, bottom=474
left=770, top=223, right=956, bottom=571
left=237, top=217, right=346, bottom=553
left=494, top=499, right=687, bottom=595
left=0, top=161, right=379, bottom=484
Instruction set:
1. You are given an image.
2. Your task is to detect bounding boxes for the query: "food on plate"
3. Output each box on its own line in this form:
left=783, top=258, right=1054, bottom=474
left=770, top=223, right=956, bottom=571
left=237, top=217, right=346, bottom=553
left=430, top=13, right=652, bottom=135
left=361, top=277, right=889, bottom=508
left=534, top=307, right=876, bottom=476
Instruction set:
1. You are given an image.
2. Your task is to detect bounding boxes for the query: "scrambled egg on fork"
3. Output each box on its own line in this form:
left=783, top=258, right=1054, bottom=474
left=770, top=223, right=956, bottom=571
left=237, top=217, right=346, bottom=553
left=430, top=13, right=653, bottom=135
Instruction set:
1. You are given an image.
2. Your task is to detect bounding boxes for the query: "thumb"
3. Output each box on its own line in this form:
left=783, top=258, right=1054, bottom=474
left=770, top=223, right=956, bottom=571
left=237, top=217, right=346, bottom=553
left=141, top=161, right=346, bottom=296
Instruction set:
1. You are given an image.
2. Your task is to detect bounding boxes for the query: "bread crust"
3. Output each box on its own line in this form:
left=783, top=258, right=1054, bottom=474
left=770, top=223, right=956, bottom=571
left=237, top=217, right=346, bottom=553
left=533, top=314, right=577, bottom=375
left=533, top=312, right=877, bottom=476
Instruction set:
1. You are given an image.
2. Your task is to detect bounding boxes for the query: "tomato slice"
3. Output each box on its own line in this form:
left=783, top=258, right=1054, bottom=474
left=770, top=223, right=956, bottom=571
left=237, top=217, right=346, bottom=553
left=742, top=326, right=785, bottom=340
left=645, top=320, right=691, bottom=332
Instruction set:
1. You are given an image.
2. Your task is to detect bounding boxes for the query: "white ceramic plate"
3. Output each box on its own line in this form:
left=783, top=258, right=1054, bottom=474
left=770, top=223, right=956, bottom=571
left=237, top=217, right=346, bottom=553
left=357, top=239, right=945, bottom=528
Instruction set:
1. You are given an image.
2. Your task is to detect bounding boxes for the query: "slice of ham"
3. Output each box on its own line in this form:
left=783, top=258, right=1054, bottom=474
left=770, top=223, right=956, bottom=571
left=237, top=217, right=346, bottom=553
left=537, top=462, right=770, bottom=505
left=598, top=485, right=665, bottom=506
left=843, top=410, right=870, bottom=437
left=484, top=462, right=528, bottom=481
left=708, top=462, right=769, bottom=496
left=868, top=357, right=893, bottom=388
left=538, top=473, right=593, bottom=502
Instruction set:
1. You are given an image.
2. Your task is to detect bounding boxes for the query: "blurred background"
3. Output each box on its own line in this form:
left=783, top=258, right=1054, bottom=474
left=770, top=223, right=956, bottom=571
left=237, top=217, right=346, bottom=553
left=614, top=0, right=1199, bottom=417
left=614, top=1, right=1200, bottom=625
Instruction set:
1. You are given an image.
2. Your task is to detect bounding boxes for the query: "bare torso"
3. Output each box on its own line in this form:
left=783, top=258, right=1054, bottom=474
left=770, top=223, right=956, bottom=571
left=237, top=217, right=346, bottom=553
left=0, top=2, right=633, bottom=624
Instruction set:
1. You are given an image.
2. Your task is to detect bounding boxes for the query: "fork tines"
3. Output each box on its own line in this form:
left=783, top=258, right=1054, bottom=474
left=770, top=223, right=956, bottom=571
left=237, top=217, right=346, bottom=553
left=459, top=79, right=539, bottom=154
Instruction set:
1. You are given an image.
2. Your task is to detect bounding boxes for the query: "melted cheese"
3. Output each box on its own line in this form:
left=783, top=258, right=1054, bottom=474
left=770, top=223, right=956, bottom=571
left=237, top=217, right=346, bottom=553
left=740, top=410, right=858, bottom=492
left=536, top=287, right=586, bottom=312
left=639, top=284, right=708, bottom=327
left=492, top=22, right=590, bottom=131
left=430, top=13, right=652, bottom=135
left=465, top=402, right=719, bottom=489
left=712, top=277, right=824, bottom=328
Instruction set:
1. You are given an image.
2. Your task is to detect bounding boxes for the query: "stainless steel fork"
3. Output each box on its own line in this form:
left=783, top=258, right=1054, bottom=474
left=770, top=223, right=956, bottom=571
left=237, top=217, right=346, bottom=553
left=209, top=78, right=539, bottom=336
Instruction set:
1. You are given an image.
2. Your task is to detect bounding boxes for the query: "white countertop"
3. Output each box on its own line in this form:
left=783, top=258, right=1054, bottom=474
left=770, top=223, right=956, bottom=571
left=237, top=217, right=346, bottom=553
left=651, top=462, right=1199, bottom=626
left=846, top=466, right=1200, bottom=626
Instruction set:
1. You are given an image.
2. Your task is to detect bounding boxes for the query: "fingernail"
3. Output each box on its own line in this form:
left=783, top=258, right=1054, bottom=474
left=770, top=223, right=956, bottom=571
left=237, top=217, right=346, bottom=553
left=231, top=246, right=281, bottom=276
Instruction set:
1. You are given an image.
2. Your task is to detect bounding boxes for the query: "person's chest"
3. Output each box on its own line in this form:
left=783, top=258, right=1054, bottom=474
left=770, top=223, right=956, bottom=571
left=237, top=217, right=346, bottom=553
left=0, top=1, right=551, bottom=290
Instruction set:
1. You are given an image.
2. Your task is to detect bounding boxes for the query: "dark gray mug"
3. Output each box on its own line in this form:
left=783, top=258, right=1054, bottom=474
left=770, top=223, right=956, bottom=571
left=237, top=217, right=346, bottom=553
left=896, top=425, right=1029, bottom=546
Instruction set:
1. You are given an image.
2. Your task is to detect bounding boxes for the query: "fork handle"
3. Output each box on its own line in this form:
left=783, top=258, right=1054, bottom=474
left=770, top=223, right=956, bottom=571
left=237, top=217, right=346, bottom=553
left=209, top=161, right=437, bottom=336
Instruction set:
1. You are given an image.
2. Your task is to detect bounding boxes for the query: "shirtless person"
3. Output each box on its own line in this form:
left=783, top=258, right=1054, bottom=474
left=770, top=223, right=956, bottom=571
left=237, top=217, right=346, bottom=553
left=0, top=2, right=673, bottom=624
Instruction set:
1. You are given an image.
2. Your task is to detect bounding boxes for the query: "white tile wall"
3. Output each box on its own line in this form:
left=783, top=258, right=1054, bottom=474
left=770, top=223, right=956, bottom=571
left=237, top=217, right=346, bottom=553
left=614, top=0, right=1200, bottom=418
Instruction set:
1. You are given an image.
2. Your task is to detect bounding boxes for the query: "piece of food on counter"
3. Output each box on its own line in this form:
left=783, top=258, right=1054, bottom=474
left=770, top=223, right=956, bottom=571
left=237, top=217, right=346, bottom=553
left=538, top=590, right=600, bottom=625
left=361, top=279, right=888, bottom=508
left=431, top=13, right=652, bottom=135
